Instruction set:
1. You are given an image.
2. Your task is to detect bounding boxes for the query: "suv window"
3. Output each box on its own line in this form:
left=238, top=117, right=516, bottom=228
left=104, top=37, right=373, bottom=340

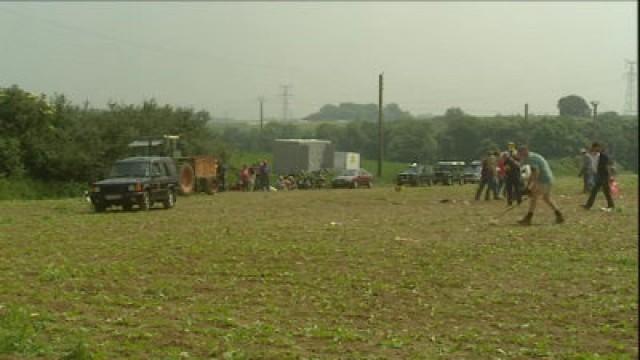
left=151, top=162, right=165, bottom=177
left=162, top=162, right=172, bottom=176
left=109, top=161, right=150, bottom=178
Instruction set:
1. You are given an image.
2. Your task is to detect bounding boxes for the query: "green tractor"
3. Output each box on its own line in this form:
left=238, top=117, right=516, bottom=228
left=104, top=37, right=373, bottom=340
left=128, top=135, right=218, bottom=195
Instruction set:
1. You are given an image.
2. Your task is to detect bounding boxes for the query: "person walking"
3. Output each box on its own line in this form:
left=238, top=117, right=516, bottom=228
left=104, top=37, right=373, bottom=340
left=240, top=164, right=250, bottom=191
left=475, top=154, right=499, bottom=201
left=516, top=146, right=565, bottom=225
left=259, top=160, right=271, bottom=191
left=496, top=152, right=507, bottom=197
left=475, top=158, right=490, bottom=200
left=577, top=148, right=595, bottom=194
left=217, top=161, right=226, bottom=192
left=503, top=150, right=522, bottom=206
left=582, top=142, right=615, bottom=211
left=486, top=151, right=500, bottom=199
left=248, top=164, right=257, bottom=192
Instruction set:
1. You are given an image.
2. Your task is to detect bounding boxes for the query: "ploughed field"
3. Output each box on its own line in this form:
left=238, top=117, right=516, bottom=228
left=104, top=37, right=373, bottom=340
left=0, top=176, right=637, bottom=359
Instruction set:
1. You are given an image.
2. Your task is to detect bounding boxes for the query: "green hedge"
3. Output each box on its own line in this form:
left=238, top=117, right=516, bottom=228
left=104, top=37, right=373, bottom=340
left=0, top=177, right=86, bottom=200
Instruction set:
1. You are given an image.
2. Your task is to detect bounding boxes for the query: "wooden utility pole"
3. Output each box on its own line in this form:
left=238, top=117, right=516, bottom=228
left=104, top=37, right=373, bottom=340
left=591, top=101, right=599, bottom=121
left=524, top=103, right=529, bottom=121
left=258, top=97, right=265, bottom=131
left=378, top=73, right=384, bottom=177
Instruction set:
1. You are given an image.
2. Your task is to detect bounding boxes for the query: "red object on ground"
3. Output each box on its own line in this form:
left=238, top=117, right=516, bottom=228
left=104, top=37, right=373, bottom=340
left=610, top=178, right=620, bottom=198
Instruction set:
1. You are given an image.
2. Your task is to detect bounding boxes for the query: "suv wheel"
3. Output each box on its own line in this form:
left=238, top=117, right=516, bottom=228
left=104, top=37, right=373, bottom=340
left=123, top=203, right=133, bottom=211
left=139, top=191, right=152, bottom=211
left=163, top=189, right=176, bottom=209
left=93, top=203, right=106, bottom=213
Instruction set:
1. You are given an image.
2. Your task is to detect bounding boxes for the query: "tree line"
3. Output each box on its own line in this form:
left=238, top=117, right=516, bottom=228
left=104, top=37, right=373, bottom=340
left=220, top=107, right=638, bottom=172
left=1, top=84, right=637, bottom=188
left=0, top=85, right=225, bottom=182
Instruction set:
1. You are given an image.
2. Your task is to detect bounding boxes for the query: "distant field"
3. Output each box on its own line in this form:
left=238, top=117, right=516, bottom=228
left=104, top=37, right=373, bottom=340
left=0, top=176, right=637, bottom=359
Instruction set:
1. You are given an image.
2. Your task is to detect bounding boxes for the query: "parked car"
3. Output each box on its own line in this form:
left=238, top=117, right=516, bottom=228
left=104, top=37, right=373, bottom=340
left=331, top=168, right=373, bottom=189
left=463, top=160, right=482, bottom=184
left=396, top=164, right=434, bottom=186
left=433, top=161, right=466, bottom=185
left=88, top=156, right=179, bottom=212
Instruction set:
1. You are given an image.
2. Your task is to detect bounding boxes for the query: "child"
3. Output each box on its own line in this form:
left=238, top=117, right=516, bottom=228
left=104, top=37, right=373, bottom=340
left=609, top=176, right=620, bottom=199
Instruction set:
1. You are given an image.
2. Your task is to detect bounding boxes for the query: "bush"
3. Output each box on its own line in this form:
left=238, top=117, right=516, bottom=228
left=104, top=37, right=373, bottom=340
left=0, top=177, right=85, bottom=200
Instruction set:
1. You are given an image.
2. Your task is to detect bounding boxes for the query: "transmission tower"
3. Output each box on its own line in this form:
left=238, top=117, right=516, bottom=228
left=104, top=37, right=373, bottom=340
left=280, top=85, right=293, bottom=121
left=623, top=59, right=637, bottom=115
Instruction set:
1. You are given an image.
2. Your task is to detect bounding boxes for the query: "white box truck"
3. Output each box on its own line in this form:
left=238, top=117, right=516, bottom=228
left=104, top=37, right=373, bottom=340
left=273, top=139, right=334, bottom=175
left=334, top=152, right=360, bottom=170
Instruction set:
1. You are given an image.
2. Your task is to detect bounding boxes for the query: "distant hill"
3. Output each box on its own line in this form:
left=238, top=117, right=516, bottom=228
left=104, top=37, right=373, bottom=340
left=303, top=102, right=413, bottom=122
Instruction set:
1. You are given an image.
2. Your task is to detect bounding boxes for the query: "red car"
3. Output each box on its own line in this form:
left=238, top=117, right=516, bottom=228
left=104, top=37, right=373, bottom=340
left=331, top=168, right=373, bottom=189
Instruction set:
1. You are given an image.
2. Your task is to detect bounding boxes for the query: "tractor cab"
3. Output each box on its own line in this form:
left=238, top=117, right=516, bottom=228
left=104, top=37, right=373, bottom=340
left=127, top=135, right=182, bottom=158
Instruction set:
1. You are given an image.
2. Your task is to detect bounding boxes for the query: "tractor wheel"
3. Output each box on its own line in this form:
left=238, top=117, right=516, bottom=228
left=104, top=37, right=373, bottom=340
left=178, top=163, right=195, bottom=195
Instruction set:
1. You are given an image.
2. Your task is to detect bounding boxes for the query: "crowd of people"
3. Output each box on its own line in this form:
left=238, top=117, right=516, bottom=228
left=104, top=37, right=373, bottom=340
left=237, top=160, right=271, bottom=192
left=215, top=141, right=620, bottom=225
left=474, top=141, right=619, bottom=225
left=214, top=160, right=271, bottom=192
left=474, top=142, right=523, bottom=205
left=215, top=160, right=326, bottom=192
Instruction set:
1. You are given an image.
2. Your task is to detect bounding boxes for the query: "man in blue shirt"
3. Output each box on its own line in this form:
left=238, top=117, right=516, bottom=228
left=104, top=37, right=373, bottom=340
left=516, top=146, right=565, bottom=225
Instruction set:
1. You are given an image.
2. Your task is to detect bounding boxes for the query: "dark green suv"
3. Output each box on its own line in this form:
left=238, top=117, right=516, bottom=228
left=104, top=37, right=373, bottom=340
left=88, top=157, right=178, bottom=212
left=396, top=164, right=434, bottom=186
left=433, top=161, right=466, bottom=185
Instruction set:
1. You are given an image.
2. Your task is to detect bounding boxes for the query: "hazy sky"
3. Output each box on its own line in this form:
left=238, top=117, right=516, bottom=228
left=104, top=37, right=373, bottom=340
left=1, top=2, right=637, bottom=120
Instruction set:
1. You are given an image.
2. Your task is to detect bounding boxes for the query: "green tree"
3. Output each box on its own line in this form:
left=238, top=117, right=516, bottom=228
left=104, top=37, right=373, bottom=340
left=0, top=138, right=24, bottom=176
left=387, top=120, right=437, bottom=163
left=557, top=95, right=591, bottom=117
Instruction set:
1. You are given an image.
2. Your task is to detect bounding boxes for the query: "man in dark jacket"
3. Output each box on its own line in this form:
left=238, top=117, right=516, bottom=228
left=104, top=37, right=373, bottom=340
left=582, top=142, right=614, bottom=211
left=503, top=150, right=522, bottom=206
left=217, top=162, right=226, bottom=192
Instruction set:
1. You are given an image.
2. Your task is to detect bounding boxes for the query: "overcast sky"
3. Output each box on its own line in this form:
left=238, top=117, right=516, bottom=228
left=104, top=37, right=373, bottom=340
left=0, top=2, right=637, bottom=120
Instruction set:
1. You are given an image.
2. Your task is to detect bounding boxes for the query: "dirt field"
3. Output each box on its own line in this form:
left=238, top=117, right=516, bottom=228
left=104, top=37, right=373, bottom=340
left=0, top=176, right=637, bottom=359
